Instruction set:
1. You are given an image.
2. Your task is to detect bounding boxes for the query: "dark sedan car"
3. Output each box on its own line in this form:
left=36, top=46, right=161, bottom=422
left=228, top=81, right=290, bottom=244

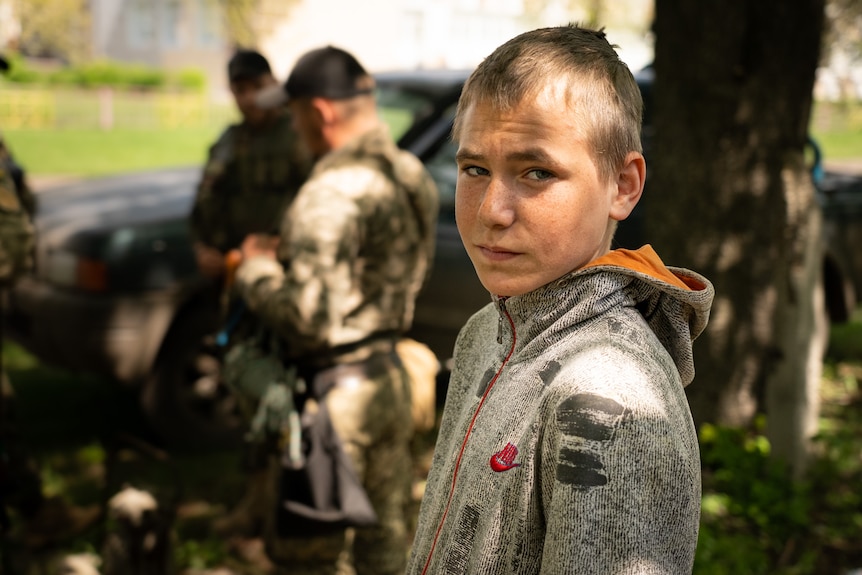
left=7, top=68, right=862, bottom=447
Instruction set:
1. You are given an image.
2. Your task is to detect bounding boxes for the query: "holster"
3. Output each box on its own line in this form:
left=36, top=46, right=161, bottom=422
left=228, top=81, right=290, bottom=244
left=276, top=365, right=378, bottom=538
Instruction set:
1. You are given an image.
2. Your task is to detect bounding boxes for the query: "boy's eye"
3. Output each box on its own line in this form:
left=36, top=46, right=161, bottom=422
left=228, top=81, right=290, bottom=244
left=526, top=169, right=553, bottom=181
left=463, top=166, right=489, bottom=177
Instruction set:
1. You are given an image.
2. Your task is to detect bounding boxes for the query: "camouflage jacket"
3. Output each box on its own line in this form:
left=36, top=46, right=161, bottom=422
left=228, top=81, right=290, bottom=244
left=190, top=113, right=312, bottom=253
left=235, top=124, right=439, bottom=366
left=0, top=135, right=35, bottom=286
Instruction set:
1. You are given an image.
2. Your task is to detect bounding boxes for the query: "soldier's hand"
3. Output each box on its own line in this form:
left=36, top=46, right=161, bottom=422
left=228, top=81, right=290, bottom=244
left=194, top=243, right=225, bottom=279
left=224, top=250, right=242, bottom=289
left=240, top=233, right=279, bottom=261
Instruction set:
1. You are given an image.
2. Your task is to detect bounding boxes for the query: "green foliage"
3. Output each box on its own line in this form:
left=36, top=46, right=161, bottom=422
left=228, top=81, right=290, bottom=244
left=824, top=0, right=862, bottom=62
left=695, top=421, right=814, bottom=574
left=174, top=538, right=229, bottom=570
left=807, top=357, right=862, bottom=568
left=175, top=69, right=208, bottom=91
left=1, top=56, right=207, bottom=93
left=216, top=0, right=301, bottom=48
left=17, top=0, right=91, bottom=64
left=827, top=317, right=862, bottom=362
left=70, top=61, right=165, bottom=89
left=695, top=524, right=773, bottom=575
left=694, top=320, right=862, bottom=575
left=4, top=61, right=42, bottom=85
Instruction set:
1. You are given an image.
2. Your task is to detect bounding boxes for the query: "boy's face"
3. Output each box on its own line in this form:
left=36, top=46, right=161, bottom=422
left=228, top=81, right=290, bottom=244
left=455, top=86, right=642, bottom=297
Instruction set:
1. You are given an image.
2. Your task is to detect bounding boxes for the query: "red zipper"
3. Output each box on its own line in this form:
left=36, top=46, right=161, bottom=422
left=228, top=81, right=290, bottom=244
left=419, top=298, right=516, bottom=575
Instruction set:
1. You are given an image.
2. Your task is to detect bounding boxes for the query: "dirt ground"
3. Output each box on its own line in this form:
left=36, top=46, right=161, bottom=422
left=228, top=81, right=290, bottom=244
left=1, top=359, right=441, bottom=574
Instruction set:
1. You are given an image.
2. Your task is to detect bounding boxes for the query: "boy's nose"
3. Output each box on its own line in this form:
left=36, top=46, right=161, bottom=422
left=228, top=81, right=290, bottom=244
left=477, top=178, right=515, bottom=228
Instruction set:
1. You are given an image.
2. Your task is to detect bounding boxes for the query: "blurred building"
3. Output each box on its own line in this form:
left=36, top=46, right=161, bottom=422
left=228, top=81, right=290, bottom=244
left=6, top=0, right=653, bottom=100
left=258, top=0, right=653, bottom=81
left=89, top=0, right=226, bottom=96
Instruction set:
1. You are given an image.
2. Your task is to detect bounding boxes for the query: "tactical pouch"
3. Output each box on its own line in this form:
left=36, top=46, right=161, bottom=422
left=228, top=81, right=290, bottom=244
left=222, top=335, right=286, bottom=412
left=276, top=386, right=378, bottom=537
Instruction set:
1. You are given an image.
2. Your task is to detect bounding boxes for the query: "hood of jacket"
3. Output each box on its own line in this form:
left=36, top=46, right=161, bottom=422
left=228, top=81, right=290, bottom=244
left=494, top=245, right=714, bottom=387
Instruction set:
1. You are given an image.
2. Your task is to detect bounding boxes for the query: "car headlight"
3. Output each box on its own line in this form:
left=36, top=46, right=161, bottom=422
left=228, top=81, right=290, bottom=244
left=43, top=250, right=108, bottom=292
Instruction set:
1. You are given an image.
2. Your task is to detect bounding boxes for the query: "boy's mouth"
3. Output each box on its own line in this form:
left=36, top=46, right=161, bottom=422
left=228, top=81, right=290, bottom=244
left=477, top=244, right=519, bottom=262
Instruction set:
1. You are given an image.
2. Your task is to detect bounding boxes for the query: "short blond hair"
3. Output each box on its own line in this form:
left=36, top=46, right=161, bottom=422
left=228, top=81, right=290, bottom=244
left=453, top=24, right=643, bottom=183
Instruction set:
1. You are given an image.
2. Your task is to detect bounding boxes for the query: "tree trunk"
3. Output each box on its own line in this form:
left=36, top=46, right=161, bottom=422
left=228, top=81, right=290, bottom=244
left=649, top=0, right=825, bottom=474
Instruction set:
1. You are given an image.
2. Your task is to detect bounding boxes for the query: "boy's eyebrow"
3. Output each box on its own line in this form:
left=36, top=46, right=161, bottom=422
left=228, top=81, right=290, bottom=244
left=455, top=148, right=483, bottom=163
left=455, top=146, right=559, bottom=165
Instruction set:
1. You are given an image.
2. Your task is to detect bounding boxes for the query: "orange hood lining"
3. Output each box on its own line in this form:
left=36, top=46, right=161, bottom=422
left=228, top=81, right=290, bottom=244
left=584, top=245, right=703, bottom=292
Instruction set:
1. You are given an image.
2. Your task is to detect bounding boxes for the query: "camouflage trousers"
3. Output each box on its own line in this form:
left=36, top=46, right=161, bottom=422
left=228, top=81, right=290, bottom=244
left=264, top=349, right=414, bottom=575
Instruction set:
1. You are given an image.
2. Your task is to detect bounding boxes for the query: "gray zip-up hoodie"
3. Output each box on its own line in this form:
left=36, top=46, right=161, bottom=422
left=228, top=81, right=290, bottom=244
left=407, top=246, right=714, bottom=575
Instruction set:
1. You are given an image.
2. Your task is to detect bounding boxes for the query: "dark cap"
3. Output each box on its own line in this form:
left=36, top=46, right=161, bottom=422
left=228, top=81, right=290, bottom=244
left=0, top=55, right=9, bottom=74
left=256, top=46, right=374, bottom=109
left=228, top=49, right=272, bottom=83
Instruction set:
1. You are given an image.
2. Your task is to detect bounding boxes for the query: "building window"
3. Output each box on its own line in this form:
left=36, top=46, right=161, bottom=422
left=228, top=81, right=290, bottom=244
left=160, top=0, right=183, bottom=47
left=196, top=0, right=221, bottom=47
left=126, top=0, right=156, bottom=49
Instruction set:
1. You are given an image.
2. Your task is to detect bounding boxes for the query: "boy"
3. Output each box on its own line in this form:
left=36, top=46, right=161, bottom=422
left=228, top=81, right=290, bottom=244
left=407, top=24, right=714, bottom=574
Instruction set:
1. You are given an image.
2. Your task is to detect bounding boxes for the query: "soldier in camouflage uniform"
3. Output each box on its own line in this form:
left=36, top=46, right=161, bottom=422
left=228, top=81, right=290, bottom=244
left=0, top=129, right=39, bottom=534
left=0, top=56, right=99, bottom=550
left=190, top=48, right=311, bottom=282
left=233, top=46, right=439, bottom=575
left=190, top=49, right=312, bottom=537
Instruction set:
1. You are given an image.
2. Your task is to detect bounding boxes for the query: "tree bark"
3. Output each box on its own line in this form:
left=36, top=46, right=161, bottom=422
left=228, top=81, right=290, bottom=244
left=649, top=0, right=825, bottom=474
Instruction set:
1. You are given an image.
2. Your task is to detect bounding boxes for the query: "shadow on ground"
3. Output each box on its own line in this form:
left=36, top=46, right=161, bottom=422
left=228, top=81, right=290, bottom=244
left=1, top=342, right=438, bottom=574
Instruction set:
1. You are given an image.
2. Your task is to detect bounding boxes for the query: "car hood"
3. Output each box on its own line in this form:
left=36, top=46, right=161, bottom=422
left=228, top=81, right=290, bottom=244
left=819, top=169, right=862, bottom=216
left=36, top=166, right=199, bottom=241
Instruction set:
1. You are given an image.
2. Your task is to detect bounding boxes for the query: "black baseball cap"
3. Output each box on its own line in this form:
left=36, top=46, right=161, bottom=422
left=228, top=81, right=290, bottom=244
left=228, top=49, right=272, bottom=83
left=257, top=46, right=374, bottom=109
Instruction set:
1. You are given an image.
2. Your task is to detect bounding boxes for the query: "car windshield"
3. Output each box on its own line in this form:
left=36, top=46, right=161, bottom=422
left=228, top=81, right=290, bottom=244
left=374, top=77, right=461, bottom=222
left=375, top=83, right=439, bottom=142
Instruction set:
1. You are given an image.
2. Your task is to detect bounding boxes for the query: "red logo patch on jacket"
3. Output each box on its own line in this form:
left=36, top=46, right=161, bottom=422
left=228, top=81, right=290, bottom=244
left=490, top=442, right=521, bottom=472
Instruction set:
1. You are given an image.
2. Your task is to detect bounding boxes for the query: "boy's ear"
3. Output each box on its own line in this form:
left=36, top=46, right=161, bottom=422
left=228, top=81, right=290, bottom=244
left=609, top=151, right=646, bottom=221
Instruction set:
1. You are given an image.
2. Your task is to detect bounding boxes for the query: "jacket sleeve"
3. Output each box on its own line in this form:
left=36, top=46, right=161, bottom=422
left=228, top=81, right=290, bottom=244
left=538, top=352, right=700, bottom=575
left=234, top=173, right=361, bottom=353
left=190, top=127, right=236, bottom=250
left=0, top=164, right=34, bottom=285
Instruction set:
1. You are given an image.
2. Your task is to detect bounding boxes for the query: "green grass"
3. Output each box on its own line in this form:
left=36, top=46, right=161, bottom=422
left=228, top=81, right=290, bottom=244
left=3, top=110, right=412, bottom=180
left=810, top=100, right=862, bottom=159
left=2, top=106, right=858, bottom=181
left=4, top=127, right=224, bottom=177
left=813, top=128, right=862, bottom=160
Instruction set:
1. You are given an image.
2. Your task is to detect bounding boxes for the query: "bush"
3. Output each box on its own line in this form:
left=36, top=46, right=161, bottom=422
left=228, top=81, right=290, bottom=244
left=695, top=420, right=815, bottom=574
left=63, top=61, right=167, bottom=89
left=2, top=55, right=203, bottom=92
left=173, top=68, right=207, bottom=91
left=694, top=376, right=862, bottom=575
left=1, top=54, right=40, bottom=84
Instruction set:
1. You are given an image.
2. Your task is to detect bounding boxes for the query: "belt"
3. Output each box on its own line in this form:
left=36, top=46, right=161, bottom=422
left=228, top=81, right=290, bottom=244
left=293, top=333, right=399, bottom=393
